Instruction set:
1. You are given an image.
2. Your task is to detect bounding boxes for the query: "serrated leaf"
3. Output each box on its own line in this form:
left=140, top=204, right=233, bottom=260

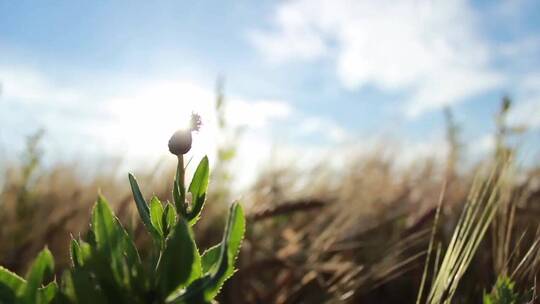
left=166, top=203, right=245, bottom=303
left=70, top=239, right=92, bottom=269
left=18, top=248, right=54, bottom=304
left=186, top=156, right=209, bottom=225
left=150, top=196, right=164, bottom=238
left=92, top=196, right=141, bottom=263
left=162, top=203, right=177, bottom=238
left=70, top=239, right=80, bottom=268
left=70, top=239, right=82, bottom=269
left=0, top=265, right=25, bottom=303
left=204, top=202, right=245, bottom=298
left=166, top=277, right=212, bottom=304
left=62, top=269, right=107, bottom=304
left=38, top=281, right=58, bottom=303
left=156, top=218, right=201, bottom=298
left=129, top=173, right=160, bottom=238
left=201, top=245, right=220, bottom=274
left=91, top=195, right=144, bottom=297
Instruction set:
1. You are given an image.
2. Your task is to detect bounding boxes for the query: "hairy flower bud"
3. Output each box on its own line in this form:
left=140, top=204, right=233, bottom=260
left=168, top=129, right=192, bottom=155
left=190, top=112, right=202, bottom=132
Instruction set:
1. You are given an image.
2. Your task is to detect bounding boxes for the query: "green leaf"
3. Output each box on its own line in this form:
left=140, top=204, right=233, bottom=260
left=150, top=196, right=165, bottom=238
left=70, top=239, right=80, bottom=267
left=200, top=245, right=221, bottom=274
left=62, top=269, right=107, bottom=304
left=483, top=276, right=528, bottom=304
left=18, top=248, right=54, bottom=304
left=91, top=195, right=144, bottom=296
left=166, top=277, right=211, bottom=304
left=166, top=203, right=245, bottom=303
left=162, top=203, right=177, bottom=238
left=70, top=239, right=82, bottom=268
left=205, top=202, right=245, bottom=297
left=186, top=156, right=209, bottom=225
left=0, top=265, right=25, bottom=303
left=218, top=148, right=236, bottom=162
left=70, top=239, right=92, bottom=269
left=129, top=173, right=159, bottom=238
left=38, top=281, right=58, bottom=303
left=156, top=218, right=201, bottom=298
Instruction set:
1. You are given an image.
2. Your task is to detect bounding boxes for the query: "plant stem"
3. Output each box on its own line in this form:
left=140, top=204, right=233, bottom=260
left=177, top=155, right=185, bottom=188
left=176, top=155, right=187, bottom=212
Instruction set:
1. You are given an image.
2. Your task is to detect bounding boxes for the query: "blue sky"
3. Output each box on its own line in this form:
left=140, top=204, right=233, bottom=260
left=1, top=0, right=540, bottom=180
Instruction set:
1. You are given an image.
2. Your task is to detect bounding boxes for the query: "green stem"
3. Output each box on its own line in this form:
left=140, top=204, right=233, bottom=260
left=177, top=155, right=185, bottom=187
left=176, top=155, right=187, bottom=213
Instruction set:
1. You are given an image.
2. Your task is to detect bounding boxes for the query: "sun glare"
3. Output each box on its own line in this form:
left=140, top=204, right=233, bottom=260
left=97, top=79, right=219, bottom=167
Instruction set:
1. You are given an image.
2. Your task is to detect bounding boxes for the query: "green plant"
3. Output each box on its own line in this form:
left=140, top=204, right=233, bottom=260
left=483, top=276, right=530, bottom=304
left=0, top=115, right=246, bottom=303
left=0, top=249, right=57, bottom=304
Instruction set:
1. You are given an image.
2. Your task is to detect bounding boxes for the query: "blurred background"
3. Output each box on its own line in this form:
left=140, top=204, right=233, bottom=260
left=1, top=1, right=540, bottom=303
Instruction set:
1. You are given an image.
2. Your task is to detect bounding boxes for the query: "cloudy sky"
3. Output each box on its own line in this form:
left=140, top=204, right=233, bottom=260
left=1, top=0, right=539, bottom=180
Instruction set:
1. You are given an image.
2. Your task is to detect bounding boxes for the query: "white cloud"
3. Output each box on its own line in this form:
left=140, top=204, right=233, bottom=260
left=297, top=116, right=349, bottom=142
left=250, top=0, right=504, bottom=117
left=508, top=73, right=540, bottom=129
left=248, top=1, right=329, bottom=63
left=509, top=100, right=540, bottom=129
left=406, top=67, right=502, bottom=117
left=0, top=64, right=329, bottom=186
left=394, top=137, right=448, bottom=167
left=0, top=66, right=81, bottom=105
left=226, top=98, right=293, bottom=128
left=467, top=73, right=540, bottom=162
left=470, top=134, right=495, bottom=158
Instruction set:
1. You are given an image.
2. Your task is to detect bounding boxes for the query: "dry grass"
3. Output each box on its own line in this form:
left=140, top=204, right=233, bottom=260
left=1, top=103, right=539, bottom=303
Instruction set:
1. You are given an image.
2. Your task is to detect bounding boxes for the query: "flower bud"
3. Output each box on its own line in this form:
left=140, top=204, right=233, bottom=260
left=190, top=112, right=202, bottom=132
left=168, top=129, right=192, bottom=155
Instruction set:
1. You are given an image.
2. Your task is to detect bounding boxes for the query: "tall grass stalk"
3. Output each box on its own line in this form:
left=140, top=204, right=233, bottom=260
left=425, top=158, right=511, bottom=304
left=416, top=181, right=446, bottom=304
